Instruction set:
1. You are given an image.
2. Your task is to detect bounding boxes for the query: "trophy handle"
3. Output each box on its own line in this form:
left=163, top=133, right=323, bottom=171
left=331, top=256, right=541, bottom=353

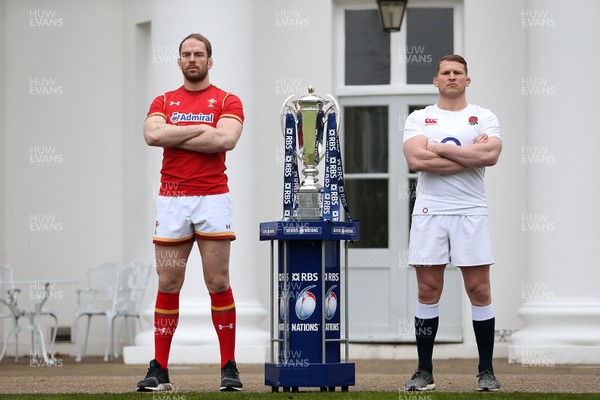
left=325, top=94, right=341, bottom=136
left=315, top=94, right=341, bottom=164
left=280, top=94, right=297, bottom=134
left=280, top=94, right=304, bottom=162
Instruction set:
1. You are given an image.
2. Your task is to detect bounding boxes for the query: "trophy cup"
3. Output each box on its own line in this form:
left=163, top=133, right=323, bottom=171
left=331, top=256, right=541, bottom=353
left=280, top=86, right=340, bottom=220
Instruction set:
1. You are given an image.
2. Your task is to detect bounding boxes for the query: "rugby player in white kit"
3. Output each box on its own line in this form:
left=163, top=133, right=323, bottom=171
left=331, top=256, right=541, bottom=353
left=403, top=54, right=502, bottom=392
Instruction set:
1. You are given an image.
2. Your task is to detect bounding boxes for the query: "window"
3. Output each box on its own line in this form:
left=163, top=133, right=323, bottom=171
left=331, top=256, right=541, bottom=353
left=406, top=8, right=454, bottom=84
left=335, top=0, right=462, bottom=92
left=343, top=106, right=389, bottom=248
left=344, top=10, right=391, bottom=85
left=344, top=106, right=388, bottom=174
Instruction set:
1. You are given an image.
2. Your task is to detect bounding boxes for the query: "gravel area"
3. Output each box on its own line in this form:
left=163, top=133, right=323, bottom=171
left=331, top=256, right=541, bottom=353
left=1, top=357, right=599, bottom=394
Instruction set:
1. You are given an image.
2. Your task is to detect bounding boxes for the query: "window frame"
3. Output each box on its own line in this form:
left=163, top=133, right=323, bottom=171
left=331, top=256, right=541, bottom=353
left=333, top=0, right=464, bottom=96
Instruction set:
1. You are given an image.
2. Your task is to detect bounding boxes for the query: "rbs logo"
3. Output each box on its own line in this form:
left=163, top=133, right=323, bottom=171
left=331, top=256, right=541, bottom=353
left=291, top=272, right=318, bottom=282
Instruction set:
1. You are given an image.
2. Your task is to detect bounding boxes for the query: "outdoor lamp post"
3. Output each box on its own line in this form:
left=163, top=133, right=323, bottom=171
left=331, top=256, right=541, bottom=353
left=377, top=0, right=408, bottom=32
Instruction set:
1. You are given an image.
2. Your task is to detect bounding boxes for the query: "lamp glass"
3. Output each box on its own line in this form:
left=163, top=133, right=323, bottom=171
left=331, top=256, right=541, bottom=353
left=377, top=0, right=407, bottom=32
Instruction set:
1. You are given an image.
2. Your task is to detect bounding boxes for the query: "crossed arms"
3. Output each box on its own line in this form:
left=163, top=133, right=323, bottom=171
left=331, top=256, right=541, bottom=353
left=403, top=134, right=502, bottom=174
left=143, top=115, right=242, bottom=153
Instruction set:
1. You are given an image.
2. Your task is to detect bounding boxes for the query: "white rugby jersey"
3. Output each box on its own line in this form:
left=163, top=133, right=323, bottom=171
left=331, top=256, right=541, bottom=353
left=403, top=103, right=501, bottom=215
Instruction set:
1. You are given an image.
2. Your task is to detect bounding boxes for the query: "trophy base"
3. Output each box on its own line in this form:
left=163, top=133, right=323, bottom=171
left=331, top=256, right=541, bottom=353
left=296, top=191, right=321, bottom=221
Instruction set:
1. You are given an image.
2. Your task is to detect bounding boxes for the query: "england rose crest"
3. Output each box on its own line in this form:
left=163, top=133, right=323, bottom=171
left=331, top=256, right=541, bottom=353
left=468, top=116, right=478, bottom=125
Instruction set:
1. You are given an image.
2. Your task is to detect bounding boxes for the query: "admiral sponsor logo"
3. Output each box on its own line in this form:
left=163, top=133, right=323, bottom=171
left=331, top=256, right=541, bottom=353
left=170, top=112, right=214, bottom=123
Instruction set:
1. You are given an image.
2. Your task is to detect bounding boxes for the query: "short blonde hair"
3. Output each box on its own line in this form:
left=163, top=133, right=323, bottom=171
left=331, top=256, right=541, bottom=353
left=435, top=54, right=468, bottom=76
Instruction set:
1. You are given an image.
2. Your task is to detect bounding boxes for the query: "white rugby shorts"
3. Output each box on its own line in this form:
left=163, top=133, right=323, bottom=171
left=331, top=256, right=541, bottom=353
left=408, top=215, right=494, bottom=267
left=153, top=193, right=235, bottom=245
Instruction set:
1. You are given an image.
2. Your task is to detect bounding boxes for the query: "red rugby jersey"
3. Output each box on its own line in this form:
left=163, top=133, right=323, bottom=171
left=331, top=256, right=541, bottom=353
left=147, top=85, right=244, bottom=196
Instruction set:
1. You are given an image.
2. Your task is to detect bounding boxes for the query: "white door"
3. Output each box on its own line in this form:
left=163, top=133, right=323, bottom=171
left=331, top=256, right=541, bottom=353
left=335, top=2, right=464, bottom=343
left=340, top=96, right=463, bottom=343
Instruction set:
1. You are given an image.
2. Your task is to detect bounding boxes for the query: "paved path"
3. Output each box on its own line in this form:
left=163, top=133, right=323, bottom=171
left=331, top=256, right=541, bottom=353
left=1, top=356, right=599, bottom=394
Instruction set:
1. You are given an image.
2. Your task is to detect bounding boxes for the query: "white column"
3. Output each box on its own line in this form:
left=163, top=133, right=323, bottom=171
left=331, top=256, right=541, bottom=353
left=509, top=0, right=600, bottom=364
left=124, top=0, right=268, bottom=364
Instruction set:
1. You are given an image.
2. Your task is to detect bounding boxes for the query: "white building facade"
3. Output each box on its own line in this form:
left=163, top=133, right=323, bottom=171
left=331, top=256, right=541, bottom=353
left=1, top=0, right=599, bottom=365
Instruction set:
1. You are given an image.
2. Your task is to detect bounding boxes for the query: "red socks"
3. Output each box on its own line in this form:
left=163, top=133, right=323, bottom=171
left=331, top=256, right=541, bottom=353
left=210, top=287, right=236, bottom=368
left=153, top=288, right=236, bottom=369
left=154, top=291, right=180, bottom=369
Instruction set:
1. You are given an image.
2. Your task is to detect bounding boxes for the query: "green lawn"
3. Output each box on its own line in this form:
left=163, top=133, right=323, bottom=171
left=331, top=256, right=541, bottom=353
left=0, top=392, right=595, bottom=400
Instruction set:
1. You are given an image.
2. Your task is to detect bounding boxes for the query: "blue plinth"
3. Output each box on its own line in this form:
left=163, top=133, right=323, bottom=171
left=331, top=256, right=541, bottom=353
left=260, top=220, right=359, bottom=391
left=265, top=362, right=355, bottom=390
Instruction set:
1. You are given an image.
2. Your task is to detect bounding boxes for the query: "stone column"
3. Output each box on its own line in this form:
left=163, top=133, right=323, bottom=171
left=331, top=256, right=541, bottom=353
left=509, top=0, right=600, bottom=364
left=124, top=0, right=268, bottom=364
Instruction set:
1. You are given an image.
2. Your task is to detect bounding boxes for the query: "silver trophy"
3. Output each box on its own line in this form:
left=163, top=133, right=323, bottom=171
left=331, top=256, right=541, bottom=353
left=281, top=86, right=340, bottom=220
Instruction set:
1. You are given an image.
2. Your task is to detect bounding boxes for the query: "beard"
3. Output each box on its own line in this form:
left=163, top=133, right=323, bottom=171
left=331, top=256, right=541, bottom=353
left=182, top=65, right=208, bottom=83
